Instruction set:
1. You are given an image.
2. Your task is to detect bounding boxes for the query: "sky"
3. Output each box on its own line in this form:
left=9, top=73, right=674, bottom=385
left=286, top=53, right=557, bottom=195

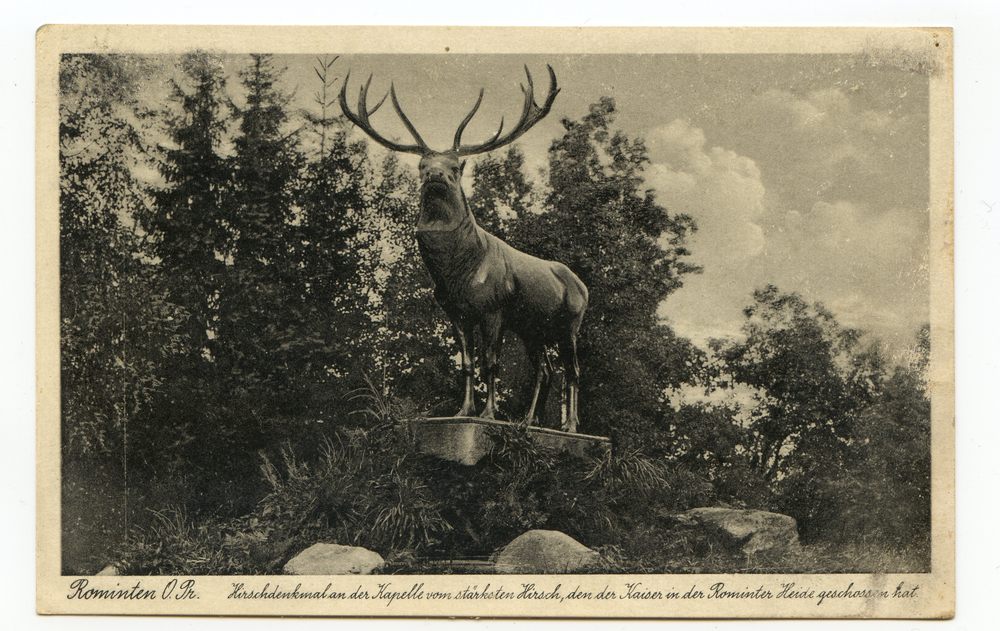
left=150, top=52, right=932, bottom=361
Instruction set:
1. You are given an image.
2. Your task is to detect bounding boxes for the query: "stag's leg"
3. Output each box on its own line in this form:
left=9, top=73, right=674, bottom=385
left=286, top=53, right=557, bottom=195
left=524, top=341, right=552, bottom=427
left=452, top=320, right=477, bottom=417
left=558, top=334, right=581, bottom=433
left=479, top=313, right=504, bottom=420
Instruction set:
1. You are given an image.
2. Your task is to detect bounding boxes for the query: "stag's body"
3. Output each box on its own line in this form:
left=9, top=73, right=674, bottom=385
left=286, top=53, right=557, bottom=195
left=341, top=65, right=587, bottom=432
left=417, top=152, right=587, bottom=429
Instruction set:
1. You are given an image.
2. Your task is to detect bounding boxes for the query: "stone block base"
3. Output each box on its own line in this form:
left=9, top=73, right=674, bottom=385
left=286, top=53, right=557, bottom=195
left=397, top=417, right=610, bottom=466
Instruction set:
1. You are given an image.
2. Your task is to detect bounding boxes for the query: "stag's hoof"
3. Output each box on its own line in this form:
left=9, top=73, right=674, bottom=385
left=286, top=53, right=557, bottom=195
left=561, top=421, right=578, bottom=434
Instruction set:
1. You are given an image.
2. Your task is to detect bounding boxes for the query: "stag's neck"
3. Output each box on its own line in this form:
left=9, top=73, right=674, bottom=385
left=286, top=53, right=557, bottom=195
left=417, top=184, right=474, bottom=231
left=415, top=192, right=489, bottom=282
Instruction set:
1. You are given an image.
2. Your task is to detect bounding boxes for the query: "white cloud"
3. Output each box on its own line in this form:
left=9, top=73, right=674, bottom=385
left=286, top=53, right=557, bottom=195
left=647, top=119, right=767, bottom=261
left=764, top=200, right=929, bottom=355
left=646, top=118, right=928, bottom=360
left=644, top=119, right=770, bottom=344
left=745, top=85, right=927, bottom=216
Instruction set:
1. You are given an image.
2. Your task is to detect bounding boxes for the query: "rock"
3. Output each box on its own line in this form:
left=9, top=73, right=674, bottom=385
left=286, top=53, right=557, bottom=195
left=283, top=543, right=384, bottom=575
left=96, top=565, right=119, bottom=576
left=678, top=508, right=799, bottom=554
left=495, top=530, right=599, bottom=574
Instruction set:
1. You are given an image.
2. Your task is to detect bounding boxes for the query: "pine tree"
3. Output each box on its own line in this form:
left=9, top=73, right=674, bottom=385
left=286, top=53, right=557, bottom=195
left=291, top=56, right=376, bottom=411
left=144, top=52, right=232, bottom=357
left=136, top=53, right=269, bottom=506
left=227, top=54, right=299, bottom=268
left=213, top=54, right=304, bottom=414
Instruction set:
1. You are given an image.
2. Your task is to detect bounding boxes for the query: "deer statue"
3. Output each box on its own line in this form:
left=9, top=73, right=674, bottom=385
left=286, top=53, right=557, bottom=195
left=339, top=65, right=588, bottom=433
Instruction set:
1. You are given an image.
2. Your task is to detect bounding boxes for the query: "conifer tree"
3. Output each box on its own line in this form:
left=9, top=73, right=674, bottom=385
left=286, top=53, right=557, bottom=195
left=213, top=54, right=304, bottom=413
left=137, top=53, right=270, bottom=507
left=292, top=56, right=376, bottom=408
left=145, top=52, right=232, bottom=357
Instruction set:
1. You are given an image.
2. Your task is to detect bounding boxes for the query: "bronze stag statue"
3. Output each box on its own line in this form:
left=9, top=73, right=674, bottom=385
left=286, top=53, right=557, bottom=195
left=340, top=65, right=588, bottom=433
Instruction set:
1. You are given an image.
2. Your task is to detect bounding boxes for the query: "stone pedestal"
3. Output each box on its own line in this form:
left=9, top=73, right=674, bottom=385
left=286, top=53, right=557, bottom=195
left=397, top=417, right=610, bottom=465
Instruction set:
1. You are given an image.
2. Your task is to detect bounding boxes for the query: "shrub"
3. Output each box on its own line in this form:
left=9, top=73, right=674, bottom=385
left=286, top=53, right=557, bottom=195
left=253, top=429, right=452, bottom=562
left=109, top=507, right=256, bottom=575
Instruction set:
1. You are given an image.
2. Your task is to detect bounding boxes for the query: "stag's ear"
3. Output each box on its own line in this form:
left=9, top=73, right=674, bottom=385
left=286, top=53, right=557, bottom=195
left=459, top=159, right=467, bottom=175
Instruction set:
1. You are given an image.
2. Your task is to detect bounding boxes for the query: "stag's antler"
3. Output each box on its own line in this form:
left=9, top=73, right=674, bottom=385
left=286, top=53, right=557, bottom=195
left=452, top=64, right=560, bottom=157
left=340, top=65, right=559, bottom=157
left=339, top=72, right=430, bottom=155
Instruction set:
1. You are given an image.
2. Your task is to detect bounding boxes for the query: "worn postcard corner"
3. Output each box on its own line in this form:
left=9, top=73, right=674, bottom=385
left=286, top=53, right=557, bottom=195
left=38, top=24, right=954, bottom=619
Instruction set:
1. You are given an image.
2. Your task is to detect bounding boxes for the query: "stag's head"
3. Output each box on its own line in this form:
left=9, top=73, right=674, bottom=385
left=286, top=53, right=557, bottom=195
left=417, top=152, right=467, bottom=218
left=339, top=64, right=560, bottom=203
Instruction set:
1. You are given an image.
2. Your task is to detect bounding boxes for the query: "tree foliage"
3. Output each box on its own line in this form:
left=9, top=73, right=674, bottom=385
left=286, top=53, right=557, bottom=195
left=59, top=54, right=194, bottom=573
left=501, top=98, right=703, bottom=434
left=143, top=53, right=231, bottom=356
left=468, top=146, right=534, bottom=238
left=682, top=287, right=933, bottom=546
left=60, top=54, right=188, bottom=458
left=214, top=54, right=308, bottom=414
left=713, top=285, right=881, bottom=482
left=775, top=338, right=931, bottom=546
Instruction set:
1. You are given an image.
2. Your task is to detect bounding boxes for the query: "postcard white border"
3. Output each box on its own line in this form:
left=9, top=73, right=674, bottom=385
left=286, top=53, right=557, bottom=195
left=31, top=21, right=954, bottom=628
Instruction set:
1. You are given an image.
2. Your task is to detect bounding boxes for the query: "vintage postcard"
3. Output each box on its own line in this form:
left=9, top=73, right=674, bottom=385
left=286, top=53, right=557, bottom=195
left=37, top=25, right=954, bottom=618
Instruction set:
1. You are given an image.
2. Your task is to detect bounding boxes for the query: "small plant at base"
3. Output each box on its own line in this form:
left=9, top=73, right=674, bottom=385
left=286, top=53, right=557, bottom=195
left=482, top=421, right=556, bottom=474
left=584, top=446, right=668, bottom=498
left=362, top=468, right=452, bottom=555
left=349, top=371, right=395, bottom=425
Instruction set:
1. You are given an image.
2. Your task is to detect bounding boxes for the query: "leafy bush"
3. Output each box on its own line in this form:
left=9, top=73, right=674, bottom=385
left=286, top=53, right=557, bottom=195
left=364, top=470, right=453, bottom=552
left=109, top=508, right=257, bottom=575
left=253, top=430, right=452, bottom=563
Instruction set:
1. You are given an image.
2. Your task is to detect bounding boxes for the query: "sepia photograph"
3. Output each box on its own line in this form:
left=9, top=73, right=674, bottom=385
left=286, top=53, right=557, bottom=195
left=34, top=24, right=954, bottom=618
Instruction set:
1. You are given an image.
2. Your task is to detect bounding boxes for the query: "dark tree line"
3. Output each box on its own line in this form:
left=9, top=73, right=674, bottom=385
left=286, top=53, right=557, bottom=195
left=59, top=53, right=931, bottom=573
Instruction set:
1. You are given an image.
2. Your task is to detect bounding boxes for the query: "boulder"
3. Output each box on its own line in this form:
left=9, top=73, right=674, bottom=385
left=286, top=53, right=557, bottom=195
left=494, top=530, right=599, bottom=574
left=678, top=508, right=799, bottom=554
left=283, top=543, right=384, bottom=575
left=96, top=565, right=119, bottom=576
